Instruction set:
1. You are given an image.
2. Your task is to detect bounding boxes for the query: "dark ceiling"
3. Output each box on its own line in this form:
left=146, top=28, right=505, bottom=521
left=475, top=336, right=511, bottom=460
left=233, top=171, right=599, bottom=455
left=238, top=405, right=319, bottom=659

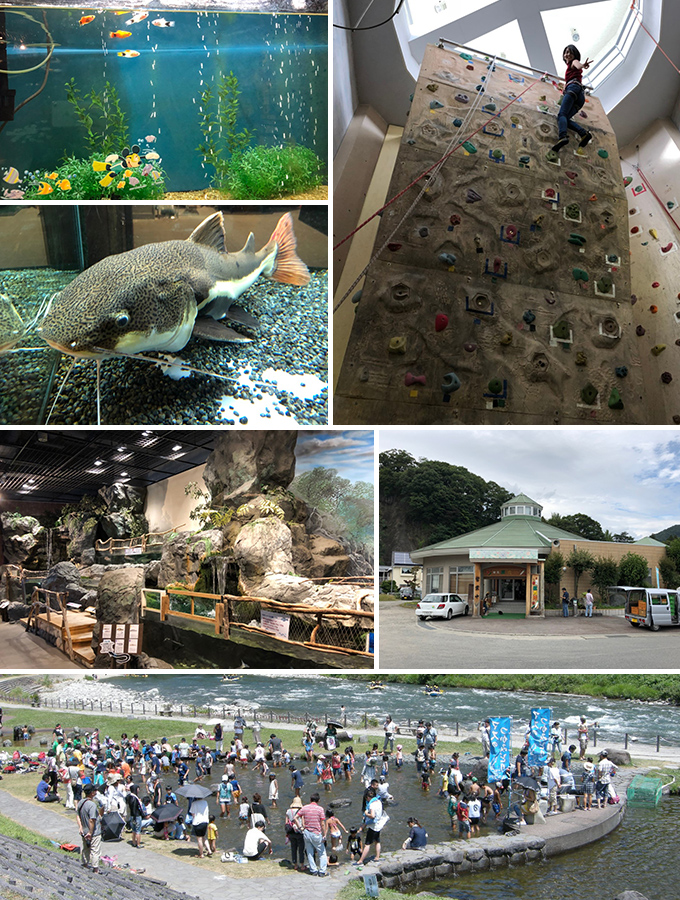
left=0, top=431, right=218, bottom=504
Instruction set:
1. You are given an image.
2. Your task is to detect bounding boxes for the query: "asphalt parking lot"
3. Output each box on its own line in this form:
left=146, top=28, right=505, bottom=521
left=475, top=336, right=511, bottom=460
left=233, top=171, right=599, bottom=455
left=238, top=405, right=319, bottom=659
left=378, top=601, right=680, bottom=669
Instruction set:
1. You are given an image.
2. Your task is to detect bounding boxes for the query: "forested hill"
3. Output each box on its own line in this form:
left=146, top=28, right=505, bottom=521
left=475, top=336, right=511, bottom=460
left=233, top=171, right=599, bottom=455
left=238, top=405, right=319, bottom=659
left=652, top=524, right=680, bottom=542
left=379, top=449, right=513, bottom=565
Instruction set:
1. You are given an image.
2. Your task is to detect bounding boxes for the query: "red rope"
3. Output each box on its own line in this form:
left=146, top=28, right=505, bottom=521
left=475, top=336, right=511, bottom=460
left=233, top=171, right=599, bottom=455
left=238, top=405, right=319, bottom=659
left=634, top=165, right=680, bottom=235
left=333, top=69, right=548, bottom=253
left=630, top=1, right=680, bottom=76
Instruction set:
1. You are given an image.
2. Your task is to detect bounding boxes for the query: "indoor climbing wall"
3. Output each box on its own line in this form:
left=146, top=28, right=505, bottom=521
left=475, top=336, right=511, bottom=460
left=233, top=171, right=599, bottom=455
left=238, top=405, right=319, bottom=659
left=335, top=42, right=649, bottom=425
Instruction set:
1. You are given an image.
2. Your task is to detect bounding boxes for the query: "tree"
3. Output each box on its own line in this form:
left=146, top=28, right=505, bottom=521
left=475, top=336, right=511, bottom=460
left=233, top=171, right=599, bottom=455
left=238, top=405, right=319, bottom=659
left=566, top=548, right=596, bottom=598
left=590, top=557, right=619, bottom=604
left=548, top=513, right=605, bottom=541
left=665, top=537, right=680, bottom=573
left=544, top=551, right=564, bottom=602
left=618, top=552, right=650, bottom=587
left=612, top=532, right=635, bottom=543
left=659, top=557, right=680, bottom=590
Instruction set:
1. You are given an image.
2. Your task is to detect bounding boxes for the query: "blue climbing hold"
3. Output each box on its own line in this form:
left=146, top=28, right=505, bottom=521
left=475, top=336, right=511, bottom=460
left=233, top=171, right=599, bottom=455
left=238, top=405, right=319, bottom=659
left=442, top=372, right=462, bottom=394
left=430, top=99, right=444, bottom=110
left=439, top=252, right=457, bottom=266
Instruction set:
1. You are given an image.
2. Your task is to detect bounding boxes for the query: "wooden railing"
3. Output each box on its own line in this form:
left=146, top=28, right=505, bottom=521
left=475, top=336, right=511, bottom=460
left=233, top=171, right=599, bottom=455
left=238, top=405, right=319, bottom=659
left=26, top=587, right=74, bottom=662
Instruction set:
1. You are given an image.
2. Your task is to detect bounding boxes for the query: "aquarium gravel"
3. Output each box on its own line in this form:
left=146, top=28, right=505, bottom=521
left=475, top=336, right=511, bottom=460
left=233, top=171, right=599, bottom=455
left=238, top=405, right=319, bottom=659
left=0, top=268, right=328, bottom=426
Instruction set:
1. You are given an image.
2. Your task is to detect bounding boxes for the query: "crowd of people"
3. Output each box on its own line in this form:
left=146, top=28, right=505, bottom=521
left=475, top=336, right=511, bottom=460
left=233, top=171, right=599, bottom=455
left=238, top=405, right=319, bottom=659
left=1, top=706, right=619, bottom=877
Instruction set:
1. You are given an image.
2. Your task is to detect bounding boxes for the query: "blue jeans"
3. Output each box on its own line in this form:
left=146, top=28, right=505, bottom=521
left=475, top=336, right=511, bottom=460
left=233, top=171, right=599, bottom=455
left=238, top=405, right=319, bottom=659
left=562, top=602, right=569, bottom=617
left=557, top=82, right=588, bottom=139
left=585, top=605, right=593, bottom=617
left=303, top=829, right=327, bottom=875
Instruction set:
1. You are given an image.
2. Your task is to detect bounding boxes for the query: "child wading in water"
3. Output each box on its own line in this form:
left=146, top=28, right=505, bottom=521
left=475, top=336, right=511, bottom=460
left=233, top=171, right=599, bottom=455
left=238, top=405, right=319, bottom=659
left=552, top=45, right=593, bottom=153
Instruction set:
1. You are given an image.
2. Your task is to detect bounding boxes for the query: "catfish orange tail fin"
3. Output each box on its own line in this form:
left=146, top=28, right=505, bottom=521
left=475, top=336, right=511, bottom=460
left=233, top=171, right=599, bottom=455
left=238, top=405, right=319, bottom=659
left=269, top=213, right=310, bottom=286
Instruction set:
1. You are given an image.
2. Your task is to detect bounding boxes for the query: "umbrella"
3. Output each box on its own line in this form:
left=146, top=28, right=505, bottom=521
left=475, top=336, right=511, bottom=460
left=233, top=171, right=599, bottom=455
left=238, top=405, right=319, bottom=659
left=326, top=720, right=344, bottom=729
left=513, top=774, right=540, bottom=792
left=151, top=802, right=182, bottom=824
left=175, top=783, right=214, bottom=800
left=101, top=811, right=125, bottom=841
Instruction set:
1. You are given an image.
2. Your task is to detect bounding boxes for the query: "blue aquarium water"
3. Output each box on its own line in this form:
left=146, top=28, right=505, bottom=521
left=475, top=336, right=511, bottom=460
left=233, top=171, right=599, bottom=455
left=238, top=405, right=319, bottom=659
left=0, top=7, right=327, bottom=192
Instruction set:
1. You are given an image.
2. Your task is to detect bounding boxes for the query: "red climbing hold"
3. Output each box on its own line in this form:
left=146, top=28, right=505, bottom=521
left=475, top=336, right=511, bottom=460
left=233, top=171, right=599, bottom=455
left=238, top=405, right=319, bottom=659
left=545, top=188, right=556, bottom=199
left=650, top=305, right=658, bottom=313
left=662, top=242, right=673, bottom=253
left=435, top=314, right=449, bottom=332
left=630, top=226, right=640, bottom=234
left=652, top=282, right=660, bottom=288
left=493, top=257, right=503, bottom=273
left=450, top=214, right=461, bottom=226
left=404, top=372, right=427, bottom=386
left=504, top=224, right=518, bottom=240
left=388, top=243, right=402, bottom=252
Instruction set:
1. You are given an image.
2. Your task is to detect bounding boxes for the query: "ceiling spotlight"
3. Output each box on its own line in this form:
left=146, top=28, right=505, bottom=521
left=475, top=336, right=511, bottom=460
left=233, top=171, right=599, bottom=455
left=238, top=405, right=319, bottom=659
left=120, top=471, right=128, bottom=477
left=117, top=446, right=126, bottom=452
left=94, top=460, right=103, bottom=466
left=172, top=444, right=182, bottom=452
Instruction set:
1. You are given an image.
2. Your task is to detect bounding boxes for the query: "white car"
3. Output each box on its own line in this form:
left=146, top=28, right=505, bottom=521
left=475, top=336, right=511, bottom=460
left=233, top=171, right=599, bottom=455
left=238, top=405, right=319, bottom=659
left=416, top=593, right=469, bottom=620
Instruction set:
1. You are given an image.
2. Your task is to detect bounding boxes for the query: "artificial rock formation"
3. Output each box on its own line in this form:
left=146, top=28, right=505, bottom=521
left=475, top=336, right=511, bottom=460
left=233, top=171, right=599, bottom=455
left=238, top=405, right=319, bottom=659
left=202, top=432, right=298, bottom=502
left=0, top=513, right=44, bottom=567
left=156, top=529, right=225, bottom=589
left=91, top=566, right=144, bottom=665
left=98, top=484, right=147, bottom=539
left=335, top=43, right=646, bottom=425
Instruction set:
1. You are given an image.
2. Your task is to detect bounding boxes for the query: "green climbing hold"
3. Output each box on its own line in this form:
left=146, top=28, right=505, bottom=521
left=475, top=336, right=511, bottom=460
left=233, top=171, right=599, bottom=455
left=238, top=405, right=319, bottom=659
left=388, top=336, right=407, bottom=354
left=460, top=53, right=473, bottom=60
left=484, top=103, right=497, bottom=112
left=572, top=268, right=589, bottom=283
left=568, top=233, right=587, bottom=245
left=546, top=150, right=559, bottom=163
left=511, top=116, right=520, bottom=124
left=519, top=155, right=530, bottom=165
left=608, top=388, right=624, bottom=410
left=598, top=149, right=609, bottom=159
left=427, top=83, right=439, bottom=92
left=581, top=383, right=598, bottom=405
left=488, top=378, right=504, bottom=395
left=576, top=352, right=587, bottom=366
left=565, top=203, right=581, bottom=220
left=596, top=274, right=613, bottom=294
left=553, top=320, right=570, bottom=340
left=462, top=141, right=477, bottom=154
left=492, top=148, right=503, bottom=159
left=453, top=118, right=463, bottom=127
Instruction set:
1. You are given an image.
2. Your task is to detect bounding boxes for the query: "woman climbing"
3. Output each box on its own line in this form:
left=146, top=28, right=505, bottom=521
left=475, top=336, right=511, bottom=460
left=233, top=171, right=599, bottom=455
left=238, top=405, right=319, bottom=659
left=552, top=45, right=593, bottom=153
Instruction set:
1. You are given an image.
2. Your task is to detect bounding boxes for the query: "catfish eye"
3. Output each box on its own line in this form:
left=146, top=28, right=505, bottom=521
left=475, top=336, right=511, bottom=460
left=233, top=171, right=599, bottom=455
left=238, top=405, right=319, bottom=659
left=115, top=311, right=130, bottom=328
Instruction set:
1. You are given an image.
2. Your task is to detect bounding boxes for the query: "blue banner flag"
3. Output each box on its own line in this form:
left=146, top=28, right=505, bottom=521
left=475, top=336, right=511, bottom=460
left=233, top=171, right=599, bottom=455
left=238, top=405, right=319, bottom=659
left=528, top=707, right=551, bottom=768
left=487, top=716, right=512, bottom=782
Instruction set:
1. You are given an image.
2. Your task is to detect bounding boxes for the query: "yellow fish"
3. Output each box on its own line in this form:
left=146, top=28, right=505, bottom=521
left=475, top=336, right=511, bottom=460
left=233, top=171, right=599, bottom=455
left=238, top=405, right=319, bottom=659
left=47, top=172, right=58, bottom=180
left=117, top=50, right=140, bottom=58
left=92, top=160, right=107, bottom=172
left=109, top=30, right=132, bottom=38
left=57, top=179, right=71, bottom=191
left=79, top=15, right=95, bottom=25
left=117, top=180, right=126, bottom=190
left=37, top=182, right=53, bottom=195
left=99, top=173, right=115, bottom=187
left=3, top=166, right=20, bottom=184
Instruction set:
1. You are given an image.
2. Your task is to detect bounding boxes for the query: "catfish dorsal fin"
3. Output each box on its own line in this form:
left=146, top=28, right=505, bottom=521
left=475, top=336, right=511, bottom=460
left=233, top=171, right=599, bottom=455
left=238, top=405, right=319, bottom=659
left=187, top=212, right=228, bottom=253
left=240, top=232, right=255, bottom=254
left=268, top=212, right=311, bottom=286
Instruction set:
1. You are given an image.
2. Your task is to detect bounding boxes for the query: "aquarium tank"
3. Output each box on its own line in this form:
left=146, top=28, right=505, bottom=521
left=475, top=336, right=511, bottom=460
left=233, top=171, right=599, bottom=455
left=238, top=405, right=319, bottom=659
left=0, top=6, right=327, bottom=196
left=0, top=204, right=328, bottom=425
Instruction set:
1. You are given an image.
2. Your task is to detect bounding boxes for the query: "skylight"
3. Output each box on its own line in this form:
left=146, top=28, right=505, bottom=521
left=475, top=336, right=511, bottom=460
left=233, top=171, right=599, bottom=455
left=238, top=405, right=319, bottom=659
left=406, top=0, right=498, bottom=39
left=469, top=19, right=531, bottom=69
left=541, top=0, right=632, bottom=76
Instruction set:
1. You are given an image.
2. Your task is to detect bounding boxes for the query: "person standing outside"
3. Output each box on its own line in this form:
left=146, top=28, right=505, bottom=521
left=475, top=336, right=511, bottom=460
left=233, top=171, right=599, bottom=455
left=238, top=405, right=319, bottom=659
left=596, top=750, right=617, bottom=808
left=357, top=786, right=387, bottom=865
left=561, top=587, right=570, bottom=617
left=295, top=792, right=329, bottom=877
left=383, top=715, right=396, bottom=754
left=479, top=720, right=491, bottom=758
left=546, top=758, right=562, bottom=814
left=213, top=722, right=223, bottom=755
left=585, top=588, right=595, bottom=618
left=77, top=785, right=102, bottom=873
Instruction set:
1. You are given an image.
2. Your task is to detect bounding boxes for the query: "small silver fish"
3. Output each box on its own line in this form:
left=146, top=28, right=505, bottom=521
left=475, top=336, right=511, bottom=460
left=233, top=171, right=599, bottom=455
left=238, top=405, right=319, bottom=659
left=38, top=212, right=310, bottom=359
left=152, top=17, right=175, bottom=27
left=0, top=294, right=25, bottom=353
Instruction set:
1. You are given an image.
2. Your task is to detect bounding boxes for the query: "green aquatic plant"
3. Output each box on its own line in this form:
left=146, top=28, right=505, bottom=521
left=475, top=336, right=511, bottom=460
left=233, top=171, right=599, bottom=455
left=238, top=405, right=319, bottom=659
left=65, top=78, right=130, bottom=157
left=226, top=144, right=324, bottom=199
left=21, top=155, right=166, bottom=200
left=198, top=71, right=253, bottom=190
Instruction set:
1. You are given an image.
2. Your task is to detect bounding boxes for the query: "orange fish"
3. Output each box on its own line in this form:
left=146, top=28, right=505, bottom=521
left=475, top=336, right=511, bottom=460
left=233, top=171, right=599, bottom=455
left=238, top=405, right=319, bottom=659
left=109, top=30, right=132, bottom=38
left=117, top=50, right=140, bottom=58
left=37, top=182, right=53, bottom=195
left=57, top=179, right=71, bottom=191
left=79, top=15, right=95, bottom=25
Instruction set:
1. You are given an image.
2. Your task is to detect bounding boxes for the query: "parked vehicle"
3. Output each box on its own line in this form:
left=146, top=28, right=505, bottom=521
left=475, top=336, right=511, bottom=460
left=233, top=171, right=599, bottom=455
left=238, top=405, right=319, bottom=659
left=616, top=585, right=680, bottom=630
left=415, top=593, right=469, bottom=620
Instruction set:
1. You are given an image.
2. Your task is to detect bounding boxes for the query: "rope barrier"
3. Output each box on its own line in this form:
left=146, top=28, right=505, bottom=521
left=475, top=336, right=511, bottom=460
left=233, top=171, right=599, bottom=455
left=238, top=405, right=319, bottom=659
left=333, top=63, right=549, bottom=313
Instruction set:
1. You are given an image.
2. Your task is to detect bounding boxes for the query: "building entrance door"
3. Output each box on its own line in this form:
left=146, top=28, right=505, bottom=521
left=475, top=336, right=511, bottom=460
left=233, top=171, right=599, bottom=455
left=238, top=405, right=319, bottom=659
left=499, top=578, right=525, bottom=602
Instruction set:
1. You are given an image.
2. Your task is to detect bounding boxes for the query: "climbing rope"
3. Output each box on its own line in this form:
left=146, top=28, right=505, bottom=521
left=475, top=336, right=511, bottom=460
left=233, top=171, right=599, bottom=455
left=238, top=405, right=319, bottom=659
left=333, top=61, right=548, bottom=313
left=632, top=164, right=680, bottom=235
left=629, top=0, right=680, bottom=76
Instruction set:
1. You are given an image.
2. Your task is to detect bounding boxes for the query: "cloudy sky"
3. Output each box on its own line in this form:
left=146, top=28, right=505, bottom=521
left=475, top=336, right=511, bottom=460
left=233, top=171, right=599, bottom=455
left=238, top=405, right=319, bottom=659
left=295, top=430, right=374, bottom=484
left=379, top=428, right=680, bottom=539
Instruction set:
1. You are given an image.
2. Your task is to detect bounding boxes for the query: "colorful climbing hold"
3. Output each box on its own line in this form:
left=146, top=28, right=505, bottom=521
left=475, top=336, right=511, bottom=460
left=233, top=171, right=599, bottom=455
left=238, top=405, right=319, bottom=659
left=636, top=325, right=646, bottom=336
left=442, top=372, right=462, bottom=394
left=630, top=226, right=640, bottom=234
left=568, top=233, right=587, bottom=246
left=631, top=295, right=638, bottom=305
left=544, top=188, right=556, bottom=199
left=615, top=366, right=628, bottom=378
left=466, top=64, right=474, bottom=71
left=661, top=372, right=673, bottom=384
left=449, top=214, right=461, bottom=226
left=589, top=194, right=598, bottom=202
left=351, top=290, right=363, bottom=304
left=651, top=344, right=666, bottom=356
left=565, top=171, right=578, bottom=180
left=492, top=148, right=503, bottom=159
left=596, top=275, right=613, bottom=294
left=455, top=93, right=470, bottom=104
left=623, top=175, right=633, bottom=187
left=404, top=372, right=426, bottom=386
left=488, top=378, right=503, bottom=395
left=438, top=252, right=457, bottom=267
left=652, top=282, right=660, bottom=288
left=483, top=103, right=497, bottom=112
left=608, top=388, right=624, bottom=410
left=388, top=336, right=407, bottom=354
left=493, top=257, right=503, bottom=274
left=572, top=268, right=589, bottom=283
left=581, top=383, right=598, bottom=405
left=662, top=242, right=674, bottom=253
left=523, top=310, right=536, bottom=325
left=650, top=305, right=658, bottom=314
left=435, top=313, right=449, bottom=332
left=462, top=141, right=477, bottom=154
left=419, top=227, right=429, bottom=237
left=649, top=228, right=658, bottom=240
left=565, top=203, right=581, bottom=221
left=430, top=99, right=444, bottom=110
left=463, top=342, right=477, bottom=353
left=466, top=188, right=482, bottom=202
left=576, top=352, right=587, bottom=366
left=500, top=333, right=513, bottom=346
left=453, top=118, right=463, bottom=127
left=597, top=149, right=609, bottom=159
left=426, top=83, right=439, bottom=92
left=504, top=224, right=518, bottom=240
left=546, top=150, right=559, bottom=163
left=387, top=243, right=402, bottom=252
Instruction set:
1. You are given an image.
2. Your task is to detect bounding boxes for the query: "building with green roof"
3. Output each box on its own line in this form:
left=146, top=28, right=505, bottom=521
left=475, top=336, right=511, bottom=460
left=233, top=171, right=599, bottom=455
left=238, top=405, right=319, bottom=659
left=409, top=494, right=668, bottom=617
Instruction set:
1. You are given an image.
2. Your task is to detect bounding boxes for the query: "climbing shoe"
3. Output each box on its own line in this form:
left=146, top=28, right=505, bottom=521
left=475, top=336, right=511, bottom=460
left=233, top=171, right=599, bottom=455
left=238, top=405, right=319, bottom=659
left=552, top=136, right=569, bottom=152
left=579, top=131, right=593, bottom=148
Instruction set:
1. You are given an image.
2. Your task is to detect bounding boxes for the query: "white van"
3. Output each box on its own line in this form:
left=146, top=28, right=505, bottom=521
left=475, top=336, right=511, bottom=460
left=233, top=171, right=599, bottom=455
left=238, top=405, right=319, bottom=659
left=615, top=585, right=680, bottom=630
